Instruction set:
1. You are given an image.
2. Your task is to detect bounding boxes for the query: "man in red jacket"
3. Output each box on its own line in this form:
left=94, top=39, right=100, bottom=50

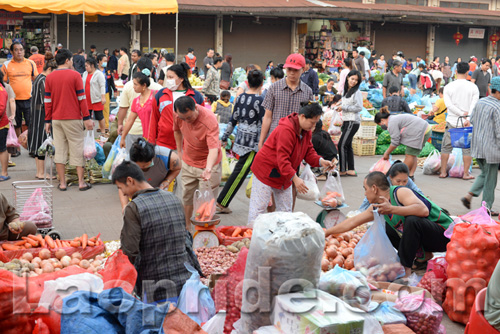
left=248, top=102, right=335, bottom=225
left=45, top=49, right=94, bottom=191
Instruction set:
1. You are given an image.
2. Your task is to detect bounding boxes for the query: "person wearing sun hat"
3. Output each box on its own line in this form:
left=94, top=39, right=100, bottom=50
left=259, top=53, right=313, bottom=148
left=461, top=76, right=500, bottom=216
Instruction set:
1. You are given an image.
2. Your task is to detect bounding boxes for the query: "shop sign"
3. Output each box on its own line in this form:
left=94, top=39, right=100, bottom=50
left=85, top=15, right=98, bottom=23
left=469, top=28, right=485, bottom=39
left=0, top=11, right=23, bottom=26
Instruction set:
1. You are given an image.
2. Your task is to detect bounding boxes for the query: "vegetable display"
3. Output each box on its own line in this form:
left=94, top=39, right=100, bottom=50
left=443, top=222, right=500, bottom=324
left=322, top=232, right=363, bottom=272
left=216, top=226, right=252, bottom=246
left=395, top=293, right=444, bottom=334
left=194, top=246, right=238, bottom=286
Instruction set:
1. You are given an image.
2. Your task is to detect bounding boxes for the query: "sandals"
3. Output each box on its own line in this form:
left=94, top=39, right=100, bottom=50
left=461, top=197, right=471, bottom=209
left=412, top=259, right=428, bottom=271
left=57, top=184, right=67, bottom=191
left=79, top=183, right=92, bottom=191
left=0, top=175, right=11, bottom=182
left=8, top=161, right=15, bottom=167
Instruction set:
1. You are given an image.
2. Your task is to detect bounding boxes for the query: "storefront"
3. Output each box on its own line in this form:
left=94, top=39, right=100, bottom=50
left=372, top=22, right=427, bottom=61
left=0, top=10, right=52, bottom=59
left=434, top=25, right=488, bottom=63
left=297, top=19, right=368, bottom=72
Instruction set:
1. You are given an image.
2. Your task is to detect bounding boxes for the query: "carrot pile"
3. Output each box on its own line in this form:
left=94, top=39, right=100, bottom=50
left=195, top=199, right=215, bottom=222
left=220, top=227, right=252, bottom=238
left=0, top=233, right=102, bottom=251
left=321, top=191, right=343, bottom=208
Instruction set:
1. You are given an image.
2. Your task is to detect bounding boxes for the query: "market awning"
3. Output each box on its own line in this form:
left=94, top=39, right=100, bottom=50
left=0, top=0, right=178, bottom=15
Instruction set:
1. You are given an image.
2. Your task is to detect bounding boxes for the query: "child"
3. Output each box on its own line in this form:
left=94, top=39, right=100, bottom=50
left=212, top=90, right=233, bottom=124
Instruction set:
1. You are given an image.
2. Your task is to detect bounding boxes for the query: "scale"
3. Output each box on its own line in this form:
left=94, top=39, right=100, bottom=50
left=191, top=215, right=221, bottom=248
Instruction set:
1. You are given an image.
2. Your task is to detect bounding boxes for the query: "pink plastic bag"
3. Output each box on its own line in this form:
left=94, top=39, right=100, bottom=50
left=19, top=188, right=51, bottom=227
left=395, top=292, right=444, bottom=334
left=444, top=203, right=496, bottom=238
left=6, top=124, right=19, bottom=148
left=417, top=257, right=448, bottom=305
left=369, top=158, right=392, bottom=174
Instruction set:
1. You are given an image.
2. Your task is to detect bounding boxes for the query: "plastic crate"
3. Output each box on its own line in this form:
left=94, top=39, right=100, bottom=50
left=354, top=120, right=377, bottom=138
left=431, top=131, right=444, bottom=151
left=352, top=137, right=377, bottom=156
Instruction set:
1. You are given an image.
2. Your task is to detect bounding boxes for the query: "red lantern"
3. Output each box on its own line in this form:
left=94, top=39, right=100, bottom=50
left=490, top=33, right=499, bottom=46
left=453, top=32, right=463, bottom=46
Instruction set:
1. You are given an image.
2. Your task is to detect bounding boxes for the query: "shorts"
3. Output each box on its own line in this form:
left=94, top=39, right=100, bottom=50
left=15, top=99, right=31, bottom=128
left=52, top=119, right=85, bottom=167
left=181, top=162, right=221, bottom=206
left=408, top=74, right=418, bottom=90
left=440, top=122, right=471, bottom=156
left=90, top=110, right=104, bottom=121
left=0, top=127, right=7, bottom=152
left=405, top=130, right=432, bottom=156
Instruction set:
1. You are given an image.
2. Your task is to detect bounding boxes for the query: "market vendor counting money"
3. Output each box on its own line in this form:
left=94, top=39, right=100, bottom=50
left=0, top=193, right=37, bottom=241
left=325, top=171, right=452, bottom=276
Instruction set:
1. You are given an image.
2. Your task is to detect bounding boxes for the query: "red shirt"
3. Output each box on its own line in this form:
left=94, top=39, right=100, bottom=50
left=251, top=113, right=322, bottom=189
left=0, top=85, right=9, bottom=128
left=45, top=69, right=90, bottom=122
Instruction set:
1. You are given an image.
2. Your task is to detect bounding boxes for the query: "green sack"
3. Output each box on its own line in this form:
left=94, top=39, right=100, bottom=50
left=376, top=144, right=389, bottom=155
left=376, top=125, right=384, bottom=135
left=418, top=142, right=436, bottom=158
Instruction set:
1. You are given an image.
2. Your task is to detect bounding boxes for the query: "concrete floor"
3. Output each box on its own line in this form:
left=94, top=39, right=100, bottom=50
left=3, top=148, right=492, bottom=333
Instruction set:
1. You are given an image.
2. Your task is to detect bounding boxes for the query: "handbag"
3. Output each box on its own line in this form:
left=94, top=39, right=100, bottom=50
left=428, top=107, right=447, bottom=121
left=220, top=80, right=230, bottom=90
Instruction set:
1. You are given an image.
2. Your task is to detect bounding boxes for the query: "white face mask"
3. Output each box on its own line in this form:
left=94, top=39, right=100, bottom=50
left=165, top=79, right=180, bottom=91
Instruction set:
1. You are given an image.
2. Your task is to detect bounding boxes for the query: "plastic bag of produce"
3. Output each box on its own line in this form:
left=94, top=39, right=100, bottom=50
left=102, top=135, right=121, bottom=179
left=328, top=111, right=342, bottom=136
left=369, top=158, right=393, bottom=174
left=449, top=148, right=464, bottom=178
left=423, top=149, right=441, bottom=175
left=418, top=142, right=436, bottom=158
left=83, top=130, right=97, bottom=160
left=6, top=123, right=19, bottom=148
left=19, top=188, right=51, bottom=226
left=395, top=292, right=444, bottom=334
left=319, top=171, right=345, bottom=207
left=319, top=265, right=371, bottom=308
left=193, top=184, right=216, bottom=222
left=373, top=301, right=407, bottom=325
left=178, top=263, right=216, bottom=325
left=354, top=211, right=405, bottom=281
left=417, top=257, right=447, bottom=304
left=297, top=164, right=320, bottom=201
left=37, top=136, right=55, bottom=157
left=94, top=142, right=105, bottom=165
left=221, top=148, right=231, bottom=182
left=110, top=147, right=128, bottom=178
left=213, top=248, right=248, bottom=334
left=202, top=312, right=226, bottom=334
left=235, top=212, right=325, bottom=333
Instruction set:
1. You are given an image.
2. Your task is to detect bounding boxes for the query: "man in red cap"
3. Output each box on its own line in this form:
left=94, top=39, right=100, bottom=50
left=259, top=53, right=313, bottom=148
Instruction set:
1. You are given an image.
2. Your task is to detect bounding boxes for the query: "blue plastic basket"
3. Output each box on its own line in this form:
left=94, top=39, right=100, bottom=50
left=449, top=126, right=473, bottom=149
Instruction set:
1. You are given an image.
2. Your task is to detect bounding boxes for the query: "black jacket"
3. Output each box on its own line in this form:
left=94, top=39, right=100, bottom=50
left=73, top=55, right=85, bottom=75
left=312, top=130, right=338, bottom=161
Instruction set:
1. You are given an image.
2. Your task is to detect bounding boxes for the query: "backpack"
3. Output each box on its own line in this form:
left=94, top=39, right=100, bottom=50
left=420, top=72, right=435, bottom=90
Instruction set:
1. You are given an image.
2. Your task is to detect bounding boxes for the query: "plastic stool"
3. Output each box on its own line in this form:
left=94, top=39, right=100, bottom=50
left=464, top=288, right=500, bottom=334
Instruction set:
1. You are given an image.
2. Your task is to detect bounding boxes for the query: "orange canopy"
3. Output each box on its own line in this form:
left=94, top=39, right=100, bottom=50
left=0, top=0, right=178, bottom=15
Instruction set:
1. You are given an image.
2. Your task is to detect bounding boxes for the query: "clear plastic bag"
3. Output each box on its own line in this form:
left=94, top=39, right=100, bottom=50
left=372, top=301, right=407, bottom=325
left=297, top=164, right=320, bottom=201
left=102, top=135, right=121, bottom=179
left=83, top=130, right=97, bottom=160
left=177, top=263, right=216, bottom=325
left=37, top=136, right=55, bottom=157
left=192, top=185, right=216, bottom=222
left=319, top=171, right=345, bottom=207
left=319, top=265, right=371, bottom=308
left=6, top=124, right=19, bottom=148
left=354, top=211, right=405, bottom=282
left=449, top=148, right=464, bottom=178
left=221, top=148, right=231, bottom=182
left=201, top=312, right=226, bottom=334
left=110, top=147, right=128, bottom=179
left=19, top=188, right=51, bottom=227
left=395, top=292, right=444, bottom=334
left=369, top=158, right=393, bottom=174
left=422, top=150, right=441, bottom=175
left=235, top=212, right=325, bottom=333
left=328, top=111, right=342, bottom=136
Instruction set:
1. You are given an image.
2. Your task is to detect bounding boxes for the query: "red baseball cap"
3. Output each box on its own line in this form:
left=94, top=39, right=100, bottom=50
left=284, top=53, right=306, bottom=70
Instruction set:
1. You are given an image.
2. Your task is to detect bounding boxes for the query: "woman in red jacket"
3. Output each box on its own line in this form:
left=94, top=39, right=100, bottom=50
left=248, top=102, right=336, bottom=225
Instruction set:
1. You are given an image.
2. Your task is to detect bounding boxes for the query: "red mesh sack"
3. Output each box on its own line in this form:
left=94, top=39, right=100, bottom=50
left=0, top=243, right=105, bottom=261
left=97, top=250, right=137, bottom=293
left=443, top=223, right=500, bottom=324
left=417, top=257, right=448, bottom=305
left=213, top=247, right=248, bottom=334
left=31, top=306, right=61, bottom=334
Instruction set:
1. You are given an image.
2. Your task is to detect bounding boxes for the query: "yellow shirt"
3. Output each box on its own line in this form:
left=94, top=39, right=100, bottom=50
left=433, top=98, right=447, bottom=124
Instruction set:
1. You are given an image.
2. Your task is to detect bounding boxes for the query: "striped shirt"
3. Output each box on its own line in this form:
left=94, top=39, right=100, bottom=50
left=44, top=68, right=90, bottom=122
left=262, top=77, right=313, bottom=134
left=471, top=96, right=500, bottom=164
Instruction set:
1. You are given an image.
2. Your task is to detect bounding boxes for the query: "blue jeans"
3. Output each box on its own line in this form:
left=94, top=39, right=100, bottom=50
left=408, top=74, right=418, bottom=89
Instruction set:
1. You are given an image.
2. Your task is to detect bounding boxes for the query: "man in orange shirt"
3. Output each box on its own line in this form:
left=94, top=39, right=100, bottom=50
left=29, top=46, right=44, bottom=75
left=173, top=96, right=222, bottom=230
left=2, top=42, right=38, bottom=156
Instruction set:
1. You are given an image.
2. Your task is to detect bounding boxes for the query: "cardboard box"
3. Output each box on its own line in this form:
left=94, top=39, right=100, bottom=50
left=272, top=290, right=365, bottom=334
left=382, top=324, right=415, bottom=333
left=371, top=282, right=433, bottom=304
left=252, top=326, right=282, bottom=334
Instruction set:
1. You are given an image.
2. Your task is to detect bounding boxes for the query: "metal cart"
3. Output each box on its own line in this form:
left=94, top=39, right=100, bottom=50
left=12, top=180, right=62, bottom=240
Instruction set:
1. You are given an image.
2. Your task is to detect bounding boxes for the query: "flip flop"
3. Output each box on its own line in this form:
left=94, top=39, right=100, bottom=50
left=463, top=175, right=475, bottom=180
left=346, top=172, right=358, bottom=177
left=461, top=197, right=471, bottom=209
left=57, top=184, right=67, bottom=191
left=79, top=183, right=92, bottom=191
left=439, top=174, right=448, bottom=178
left=412, top=260, right=428, bottom=271
left=0, top=175, right=11, bottom=182
left=8, top=161, right=15, bottom=167
left=491, top=211, right=499, bottom=217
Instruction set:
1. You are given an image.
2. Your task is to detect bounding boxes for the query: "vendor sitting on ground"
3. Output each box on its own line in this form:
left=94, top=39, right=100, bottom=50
left=319, top=79, right=338, bottom=104
left=325, top=171, right=452, bottom=277
left=381, top=86, right=411, bottom=114
left=359, top=160, right=423, bottom=211
left=0, top=193, right=37, bottom=241
left=112, top=160, right=201, bottom=303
